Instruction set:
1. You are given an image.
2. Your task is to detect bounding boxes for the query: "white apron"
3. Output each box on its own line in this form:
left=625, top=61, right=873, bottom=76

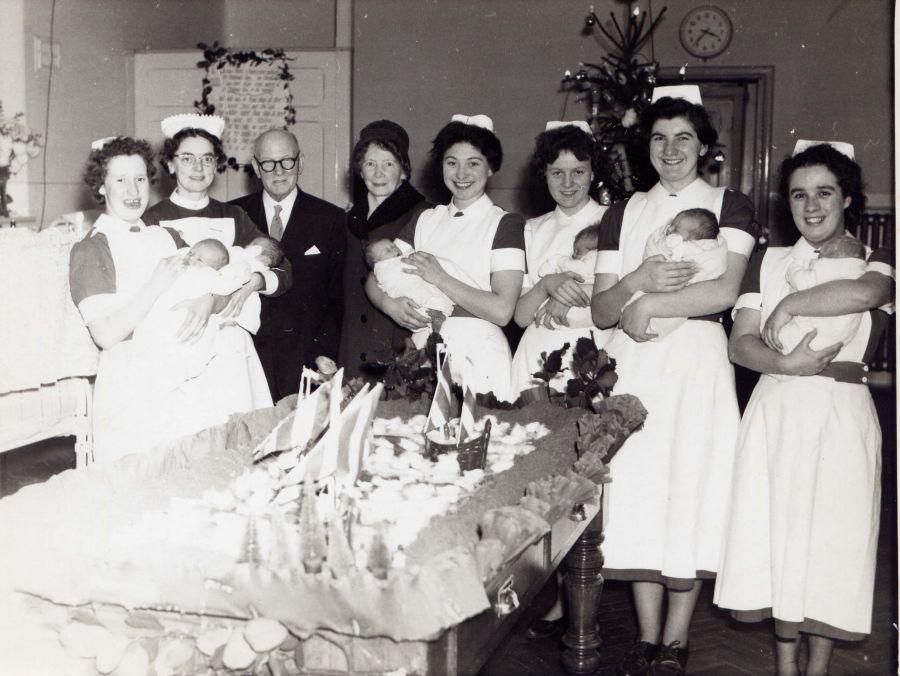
left=713, top=243, right=882, bottom=637
left=411, top=196, right=524, bottom=402
left=88, top=217, right=225, bottom=463
left=156, top=194, right=272, bottom=413
left=510, top=200, right=611, bottom=397
left=600, top=179, right=739, bottom=580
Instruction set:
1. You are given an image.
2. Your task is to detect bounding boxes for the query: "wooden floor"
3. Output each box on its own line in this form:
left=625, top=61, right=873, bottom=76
left=1, top=387, right=895, bottom=676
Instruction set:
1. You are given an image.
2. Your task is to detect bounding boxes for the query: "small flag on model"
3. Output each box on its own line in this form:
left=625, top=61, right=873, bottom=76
left=457, top=359, right=477, bottom=446
left=425, top=344, right=454, bottom=439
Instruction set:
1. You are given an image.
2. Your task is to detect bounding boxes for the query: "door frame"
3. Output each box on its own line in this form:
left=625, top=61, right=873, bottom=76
left=659, top=66, right=775, bottom=228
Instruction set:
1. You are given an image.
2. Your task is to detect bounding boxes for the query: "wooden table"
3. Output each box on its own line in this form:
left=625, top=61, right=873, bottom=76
left=296, top=500, right=606, bottom=675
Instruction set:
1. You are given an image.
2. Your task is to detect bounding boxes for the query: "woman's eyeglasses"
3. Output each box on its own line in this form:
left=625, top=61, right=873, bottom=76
left=174, top=153, right=217, bottom=168
left=255, top=154, right=300, bottom=172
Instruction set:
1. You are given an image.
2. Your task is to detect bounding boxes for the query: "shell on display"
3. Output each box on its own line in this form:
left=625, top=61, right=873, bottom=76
left=223, top=628, right=257, bottom=670
left=243, top=617, right=288, bottom=653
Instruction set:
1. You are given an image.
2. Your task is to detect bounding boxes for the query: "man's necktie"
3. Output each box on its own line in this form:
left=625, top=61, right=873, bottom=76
left=270, top=204, right=284, bottom=240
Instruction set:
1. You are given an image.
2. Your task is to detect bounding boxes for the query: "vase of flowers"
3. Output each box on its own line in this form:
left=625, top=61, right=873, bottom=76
left=0, top=102, right=43, bottom=217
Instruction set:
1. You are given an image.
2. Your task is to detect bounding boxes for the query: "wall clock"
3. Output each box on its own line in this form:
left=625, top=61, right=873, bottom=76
left=679, top=5, right=733, bottom=59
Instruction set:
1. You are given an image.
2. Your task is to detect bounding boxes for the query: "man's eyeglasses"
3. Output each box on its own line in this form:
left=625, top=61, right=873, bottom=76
left=174, top=153, right=217, bottom=168
left=254, top=154, right=300, bottom=172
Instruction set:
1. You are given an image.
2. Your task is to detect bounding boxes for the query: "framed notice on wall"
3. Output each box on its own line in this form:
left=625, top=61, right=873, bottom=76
left=206, top=61, right=294, bottom=166
left=133, top=49, right=351, bottom=207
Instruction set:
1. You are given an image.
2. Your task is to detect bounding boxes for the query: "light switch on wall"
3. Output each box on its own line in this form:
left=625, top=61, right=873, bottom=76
left=33, top=36, right=60, bottom=71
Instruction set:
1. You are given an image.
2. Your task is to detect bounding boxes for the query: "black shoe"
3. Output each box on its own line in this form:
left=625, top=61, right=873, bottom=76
left=617, top=640, right=659, bottom=675
left=524, top=616, right=565, bottom=639
left=649, top=640, right=689, bottom=675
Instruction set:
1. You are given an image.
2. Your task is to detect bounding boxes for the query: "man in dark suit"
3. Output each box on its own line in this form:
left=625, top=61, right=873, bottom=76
left=230, top=129, right=346, bottom=402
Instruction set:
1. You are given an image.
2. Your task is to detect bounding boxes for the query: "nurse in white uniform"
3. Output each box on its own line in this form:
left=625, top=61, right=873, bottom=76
left=590, top=86, right=759, bottom=675
left=510, top=121, right=610, bottom=400
left=367, top=114, right=525, bottom=402
left=714, top=141, right=894, bottom=676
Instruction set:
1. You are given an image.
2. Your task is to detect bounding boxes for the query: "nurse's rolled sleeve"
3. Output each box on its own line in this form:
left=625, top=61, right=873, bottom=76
left=69, top=232, right=118, bottom=323
left=866, top=247, right=895, bottom=279
left=490, top=213, right=526, bottom=272
left=594, top=201, right=624, bottom=276
left=732, top=249, right=764, bottom=316
left=719, top=190, right=760, bottom=258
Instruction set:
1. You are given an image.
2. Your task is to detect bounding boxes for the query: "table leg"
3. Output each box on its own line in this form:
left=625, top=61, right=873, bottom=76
left=561, top=507, right=604, bottom=674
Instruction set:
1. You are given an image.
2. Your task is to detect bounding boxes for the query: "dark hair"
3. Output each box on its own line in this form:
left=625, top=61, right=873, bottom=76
left=778, top=143, right=866, bottom=227
left=674, top=207, right=719, bottom=240
left=530, top=125, right=597, bottom=181
left=82, top=136, right=156, bottom=204
left=363, top=238, right=396, bottom=269
left=351, top=138, right=411, bottom=179
left=574, top=223, right=602, bottom=249
left=430, top=120, right=503, bottom=172
left=160, top=128, right=227, bottom=175
left=640, top=96, right=718, bottom=151
left=250, top=235, right=284, bottom=267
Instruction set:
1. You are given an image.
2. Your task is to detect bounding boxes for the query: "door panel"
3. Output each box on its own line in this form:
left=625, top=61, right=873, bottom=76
left=133, top=50, right=351, bottom=208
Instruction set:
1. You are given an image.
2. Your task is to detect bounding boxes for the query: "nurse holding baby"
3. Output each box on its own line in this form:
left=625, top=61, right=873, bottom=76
left=589, top=86, right=759, bottom=674
left=69, top=137, right=228, bottom=463
left=509, top=121, right=610, bottom=400
left=714, top=141, right=894, bottom=676
left=367, top=114, right=525, bottom=402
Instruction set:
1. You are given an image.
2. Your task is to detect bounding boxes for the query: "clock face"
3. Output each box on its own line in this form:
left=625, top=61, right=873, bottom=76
left=679, top=6, right=733, bottom=59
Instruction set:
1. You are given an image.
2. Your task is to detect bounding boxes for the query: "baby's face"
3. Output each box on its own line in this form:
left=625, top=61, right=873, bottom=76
left=669, top=214, right=702, bottom=241
left=185, top=243, right=222, bottom=268
left=573, top=240, right=594, bottom=259
left=371, top=240, right=402, bottom=262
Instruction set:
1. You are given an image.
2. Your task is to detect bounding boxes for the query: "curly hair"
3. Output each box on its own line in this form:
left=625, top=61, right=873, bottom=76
left=82, top=137, right=156, bottom=204
left=160, top=128, right=227, bottom=175
left=529, top=125, right=597, bottom=180
left=430, top=120, right=503, bottom=172
left=351, top=138, right=411, bottom=179
left=640, top=96, right=718, bottom=151
left=778, top=143, right=866, bottom=227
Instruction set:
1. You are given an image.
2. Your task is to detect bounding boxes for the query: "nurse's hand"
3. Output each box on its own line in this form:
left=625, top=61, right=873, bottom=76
left=149, top=255, right=187, bottom=294
left=535, top=298, right=570, bottom=329
left=403, top=251, right=447, bottom=287
left=619, top=295, right=658, bottom=342
left=542, top=272, right=590, bottom=307
left=778, top=329, right=842, bottom=375
left=762, top=297, right=794, bottom=352
left=172, top=293, right=215, bottom=343
left=630, top=255, right=696, bottom=293
left=385, top=296, right=430, bottom=331
left=220, top=273, right=264, bottom=318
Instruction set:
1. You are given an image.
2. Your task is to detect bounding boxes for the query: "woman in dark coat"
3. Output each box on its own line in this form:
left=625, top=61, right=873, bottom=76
left=339, top=120, right=431, bottom=376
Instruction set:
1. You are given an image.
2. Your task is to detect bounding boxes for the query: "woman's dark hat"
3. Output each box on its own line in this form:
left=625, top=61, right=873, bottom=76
left=356, top=119, right=410, bottom=166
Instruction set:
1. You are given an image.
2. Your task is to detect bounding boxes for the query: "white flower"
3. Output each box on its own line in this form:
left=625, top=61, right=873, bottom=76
left=621, top=108, right=637, bottom=128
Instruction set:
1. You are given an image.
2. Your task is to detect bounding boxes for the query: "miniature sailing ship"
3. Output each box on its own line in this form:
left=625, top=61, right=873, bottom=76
left=423, top=347, right=491, bottom=471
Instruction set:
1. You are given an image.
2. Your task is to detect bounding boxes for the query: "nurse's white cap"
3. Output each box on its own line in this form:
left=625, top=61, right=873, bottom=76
left=650, top=85, right=703, bottom=106
left=160, top=113, right=226, bottom=139
left=91, top=136, right=119, bottom=151
left=792, top=139, right=855, bottom=161
left=545, top=120, right=593, bottom=135
left=450, top=113, right=494, bottom=132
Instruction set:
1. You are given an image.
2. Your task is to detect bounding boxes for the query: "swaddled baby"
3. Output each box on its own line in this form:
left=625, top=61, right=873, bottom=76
left=366, top=238, right=477, bottom=348
left=133, top=236, right=281, bottom=383
left=778, top=234, right=867, bottom=353
left=538, top=225, right=600, bottom=297
left=625, top=208, right=728, bottom=339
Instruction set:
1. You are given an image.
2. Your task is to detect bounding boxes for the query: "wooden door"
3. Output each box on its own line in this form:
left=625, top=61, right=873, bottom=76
left=133, top=49, right=351, bottom=208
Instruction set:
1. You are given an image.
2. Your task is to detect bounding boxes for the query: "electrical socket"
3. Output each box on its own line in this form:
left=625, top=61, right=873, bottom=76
left=33, top=36, right=60, bottom=71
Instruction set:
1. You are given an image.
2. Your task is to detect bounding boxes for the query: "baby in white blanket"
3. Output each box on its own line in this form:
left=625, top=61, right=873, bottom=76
left=626, top=207, right=728, bottom=340
left=133, top=237, right=279, bottom=382
left=778, top=234, right=867, bottom=353
left=538, top=225, right=600, bottom=296
left=367, top=238, right=476, bottom=348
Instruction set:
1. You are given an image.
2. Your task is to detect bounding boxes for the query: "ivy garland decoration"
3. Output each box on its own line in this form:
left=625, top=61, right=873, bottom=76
left=193, top=42, right=297, bottom=173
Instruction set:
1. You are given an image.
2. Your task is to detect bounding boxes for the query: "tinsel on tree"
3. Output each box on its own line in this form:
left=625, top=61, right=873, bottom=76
left=561, top=3, right=667, bottom=203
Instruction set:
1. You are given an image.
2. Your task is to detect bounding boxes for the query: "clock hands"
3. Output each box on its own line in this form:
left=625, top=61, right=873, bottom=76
left=692, top=27, right=722, bottom=47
